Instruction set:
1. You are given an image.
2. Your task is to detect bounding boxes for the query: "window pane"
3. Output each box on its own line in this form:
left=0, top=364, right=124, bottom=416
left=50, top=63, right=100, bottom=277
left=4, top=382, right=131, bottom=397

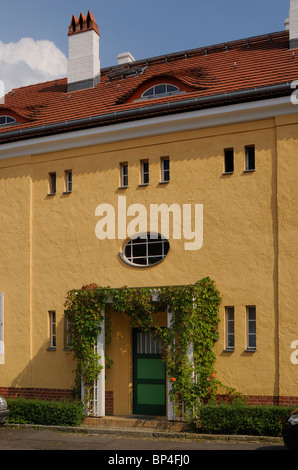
left=133, top=242, right=147, bottom=258
left=167, top=85, right=178, bottom=93
left=49, top=311, right=56, bottom=348
left=155, top=85, right=166, bottom=95
left=142, top=161, right=149, bottom=184
left=148, top=241, right=163, bottom=255
left=163, top=159, right=169, bottom=170
left=225, top=307, right=235, bottom=349
left=49, top=173, right=56, bottom=194
left=162, top=158, right=170, bottom=182
left=224, top=149, right=234, bottom=173
left=124, top=243, right=132, bottom=259
left=247, top=306, right=256, bottom=349
left=121, top=164, right=128, bottom=186
left=122, top=233, right=169, bottom=266
left=143, top=87, right=154, bottom=97
left=66, top=171, right=72, bottom=192
left=0, top=115, right=16, bottom=126
left=245, top=146, right=255, bottom=170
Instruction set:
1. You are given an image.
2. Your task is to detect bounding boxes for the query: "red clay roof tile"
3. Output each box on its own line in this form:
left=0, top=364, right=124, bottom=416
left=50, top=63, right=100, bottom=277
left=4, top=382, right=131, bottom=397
left=0, top=30, right=297, bottom=143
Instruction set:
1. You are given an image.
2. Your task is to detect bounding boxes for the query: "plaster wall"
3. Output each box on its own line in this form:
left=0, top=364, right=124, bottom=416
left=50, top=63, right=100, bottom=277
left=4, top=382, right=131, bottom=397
left=0, top=115, right=297, bottom=401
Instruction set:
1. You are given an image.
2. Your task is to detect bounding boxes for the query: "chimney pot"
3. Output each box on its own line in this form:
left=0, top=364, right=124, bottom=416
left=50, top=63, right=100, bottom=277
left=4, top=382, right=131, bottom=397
left=117, top=52, right=135, bottom=65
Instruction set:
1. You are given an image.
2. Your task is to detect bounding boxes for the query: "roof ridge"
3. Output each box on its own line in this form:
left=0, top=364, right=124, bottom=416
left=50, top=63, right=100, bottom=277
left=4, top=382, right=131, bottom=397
left=101, top=30, right=289, bottom=74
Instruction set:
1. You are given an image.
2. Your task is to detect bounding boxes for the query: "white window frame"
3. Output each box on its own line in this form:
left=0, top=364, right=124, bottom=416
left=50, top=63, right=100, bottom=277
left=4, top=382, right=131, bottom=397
left=120, top=233, right=170, bottom=267
left=246, top=306, right=256, bottom=350
left=120, top=163, right=128, bottom=187
left=161, top=157, right=170, bottom=183
left=48, top=172, right=56, bottom=195
left=141, top=160, right=149, bottom=185
left=225, top=306, right=235, bottom=350
left=65, top=170, right=72, bottom=193
left=245, top=145, right=255, bottom=171
left=141, top=84, right=180, bottom=100
left=0, top=115, right=16, bottom=127
left=49, top=311, right=56, bottom=349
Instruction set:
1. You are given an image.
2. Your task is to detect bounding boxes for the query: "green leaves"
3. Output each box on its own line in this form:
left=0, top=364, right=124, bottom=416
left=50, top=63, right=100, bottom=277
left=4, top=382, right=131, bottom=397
left=65, top=277, right=237, bottom=418
left=64, top=286, right=106, bottom=400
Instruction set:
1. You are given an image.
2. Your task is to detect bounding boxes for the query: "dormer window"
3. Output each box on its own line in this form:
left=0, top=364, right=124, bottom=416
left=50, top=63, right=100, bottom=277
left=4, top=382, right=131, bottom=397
left=141, top=84, right=181, bottom=100
left=0, top=116, right=16, bottom=127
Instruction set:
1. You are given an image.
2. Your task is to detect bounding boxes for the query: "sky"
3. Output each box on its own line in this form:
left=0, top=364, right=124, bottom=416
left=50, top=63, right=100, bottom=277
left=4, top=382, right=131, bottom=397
left=0, top=0, right=291, bottom=94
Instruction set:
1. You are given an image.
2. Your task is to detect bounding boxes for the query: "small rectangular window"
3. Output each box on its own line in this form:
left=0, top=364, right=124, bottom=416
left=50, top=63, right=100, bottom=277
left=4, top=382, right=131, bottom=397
left=245, top=145, right=255, bottom=171
left=48, top=311, right=56, bottom=349
left=224, top=148, right=234, bottom=173
left=120, top=163, right=128, bottom=187
left=65, top=170, right=72, bottom=193
left=141, top=160, right=149, bottom=185
left=161, top=157, right=170, bottom=183
left=49, top=172, right=56, bottom=195
left=225, top=306, right=235, bottom=350
left=246, top=306, right=256, bottom=350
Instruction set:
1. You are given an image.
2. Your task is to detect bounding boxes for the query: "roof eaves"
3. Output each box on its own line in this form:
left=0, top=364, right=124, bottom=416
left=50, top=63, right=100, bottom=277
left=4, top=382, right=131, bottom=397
left=0, top=81, right=292, bottom=145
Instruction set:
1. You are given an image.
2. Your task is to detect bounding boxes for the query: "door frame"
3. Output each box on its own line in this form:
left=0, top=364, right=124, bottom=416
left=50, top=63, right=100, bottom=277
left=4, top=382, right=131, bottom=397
left=132, top=328, right=166, bottom=416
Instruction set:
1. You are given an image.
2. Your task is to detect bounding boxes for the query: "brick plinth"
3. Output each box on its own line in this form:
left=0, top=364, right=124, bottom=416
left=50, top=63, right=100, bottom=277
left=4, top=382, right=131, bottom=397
left=0, top=387, right=114, bottom=415
left=105, top=391, right=114, bottom=415
left=0, top=387, right=297, bottom=411
left=0, top=386, right=74, bottom=401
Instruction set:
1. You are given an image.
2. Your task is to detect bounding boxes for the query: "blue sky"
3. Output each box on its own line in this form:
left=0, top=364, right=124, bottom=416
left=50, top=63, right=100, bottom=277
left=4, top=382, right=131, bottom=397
left=0, top=0, right=291, bottom=93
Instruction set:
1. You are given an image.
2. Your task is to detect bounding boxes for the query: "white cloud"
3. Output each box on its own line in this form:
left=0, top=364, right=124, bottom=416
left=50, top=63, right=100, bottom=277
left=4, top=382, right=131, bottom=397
left=0, top=38, right=67, bottom=94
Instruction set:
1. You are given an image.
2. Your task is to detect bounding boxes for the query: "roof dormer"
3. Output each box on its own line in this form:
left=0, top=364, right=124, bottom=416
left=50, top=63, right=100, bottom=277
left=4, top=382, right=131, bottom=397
left=0, top=107, right=29, bottom=128
left=119, top=76, right=193, bottom=104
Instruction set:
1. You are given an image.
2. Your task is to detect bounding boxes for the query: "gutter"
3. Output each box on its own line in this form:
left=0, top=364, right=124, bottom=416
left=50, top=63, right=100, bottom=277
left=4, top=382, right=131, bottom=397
left=0, top=82, right=292, bottom=144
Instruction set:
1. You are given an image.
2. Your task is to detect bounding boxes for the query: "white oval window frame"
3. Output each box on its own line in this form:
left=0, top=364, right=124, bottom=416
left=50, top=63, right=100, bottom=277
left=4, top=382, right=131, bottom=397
left=119, top=232, right=170, bottom=267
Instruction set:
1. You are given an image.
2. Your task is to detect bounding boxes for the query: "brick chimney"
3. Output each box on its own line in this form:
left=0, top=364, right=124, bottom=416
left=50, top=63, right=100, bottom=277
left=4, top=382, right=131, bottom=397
left=289, top=0, right=298, bottom=48
left=67, top=11, right=100, bottom=92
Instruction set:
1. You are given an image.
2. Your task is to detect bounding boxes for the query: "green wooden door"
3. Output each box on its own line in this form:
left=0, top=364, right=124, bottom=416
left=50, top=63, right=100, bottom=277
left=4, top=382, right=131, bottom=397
left=133, top=329, right=166, bottom=416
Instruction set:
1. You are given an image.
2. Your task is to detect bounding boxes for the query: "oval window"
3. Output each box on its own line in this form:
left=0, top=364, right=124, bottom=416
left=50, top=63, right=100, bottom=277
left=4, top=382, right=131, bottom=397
left=120, top=233, right=170, bottom=267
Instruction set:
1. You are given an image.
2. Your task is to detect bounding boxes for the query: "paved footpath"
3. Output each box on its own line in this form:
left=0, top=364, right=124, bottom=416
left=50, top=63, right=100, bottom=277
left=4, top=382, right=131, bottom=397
left=0, top=424, right=287, bottom=452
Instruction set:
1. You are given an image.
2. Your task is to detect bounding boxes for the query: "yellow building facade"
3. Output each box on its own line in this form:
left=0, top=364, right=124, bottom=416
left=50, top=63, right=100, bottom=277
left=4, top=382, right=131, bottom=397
left=0, top=8, right=298, bottom=418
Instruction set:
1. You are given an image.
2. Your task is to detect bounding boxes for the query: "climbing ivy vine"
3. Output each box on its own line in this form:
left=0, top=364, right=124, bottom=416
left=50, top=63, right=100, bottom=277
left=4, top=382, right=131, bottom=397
left=65, top=277, right=240, bottom=418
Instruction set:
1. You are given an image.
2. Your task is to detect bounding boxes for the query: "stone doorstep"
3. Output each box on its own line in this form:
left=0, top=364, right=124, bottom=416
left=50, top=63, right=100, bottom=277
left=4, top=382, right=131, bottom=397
left=83, top=415, right=194, bottom=432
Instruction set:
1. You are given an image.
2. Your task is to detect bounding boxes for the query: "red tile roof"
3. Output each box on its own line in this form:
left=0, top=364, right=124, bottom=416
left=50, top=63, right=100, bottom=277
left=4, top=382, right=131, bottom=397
left=0, top=30, right=297, bottom=143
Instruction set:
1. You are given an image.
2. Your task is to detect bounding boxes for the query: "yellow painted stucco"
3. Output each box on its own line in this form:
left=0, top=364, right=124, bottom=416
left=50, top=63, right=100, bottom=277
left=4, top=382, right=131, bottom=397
left=0, top=114, right=297, bottom=412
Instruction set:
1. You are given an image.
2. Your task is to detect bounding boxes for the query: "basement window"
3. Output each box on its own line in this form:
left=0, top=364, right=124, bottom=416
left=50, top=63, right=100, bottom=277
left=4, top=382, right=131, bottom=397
left=120, top=233, right=170, bottom=267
